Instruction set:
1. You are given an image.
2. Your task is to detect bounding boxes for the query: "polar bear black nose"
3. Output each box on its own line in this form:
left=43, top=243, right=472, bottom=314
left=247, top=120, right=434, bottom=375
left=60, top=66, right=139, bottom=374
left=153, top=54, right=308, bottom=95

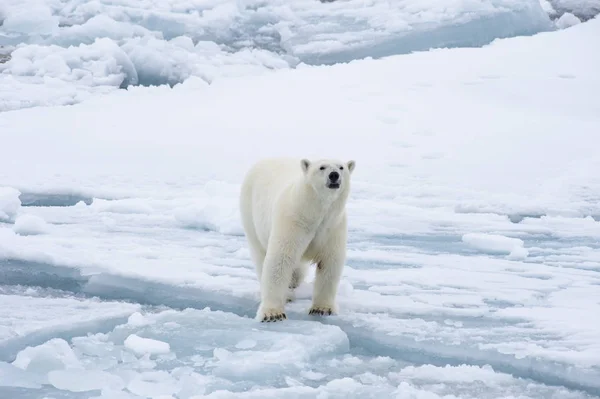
left=329, top=171, right=340, bottom=182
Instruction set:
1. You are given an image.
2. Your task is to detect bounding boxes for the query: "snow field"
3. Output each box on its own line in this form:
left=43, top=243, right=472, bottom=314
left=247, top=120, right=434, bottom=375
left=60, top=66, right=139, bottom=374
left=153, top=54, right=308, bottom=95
left=2, top=306, right=598, bottom=398
left=0, top=10, right=599, bottom=399
left=12, top=213, right=51, bottom=235
left=0, top=187, right=20, bottom=223
left=547, top=0, right=600, bottom=20
left=124, top=334, right=171, bottom=356
left=461, top=233, right=529, bottom=259
left=0, top=0, right=557, bottom=112
left=0, top=291, right=141, bottom=360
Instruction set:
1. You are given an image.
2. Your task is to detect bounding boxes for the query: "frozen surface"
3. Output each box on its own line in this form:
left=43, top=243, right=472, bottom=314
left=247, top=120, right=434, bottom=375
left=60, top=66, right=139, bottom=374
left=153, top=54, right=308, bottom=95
left=0, top=0, right=555, bottom=112
left=462, top=233, right=529, bottom=259
left=547, top=0, right=600, bottom=19
left=2, top=307, right=599, bottom=398
left=12, top=214, right=50, bottom=236
left=0, top=16, right=600, bottom=399
left=0, top=187, right=20, bottom=223
left=555, top=12, right=583, bottom=28
left=0, top=290, right=140, bottom=360
left=124, top=334, right=171, bottom=356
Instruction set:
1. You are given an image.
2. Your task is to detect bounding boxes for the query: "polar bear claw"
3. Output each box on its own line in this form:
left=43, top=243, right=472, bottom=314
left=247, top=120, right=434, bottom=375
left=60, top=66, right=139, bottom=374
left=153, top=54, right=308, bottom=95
left=308, top=306, right=335, bottom=316
left=259, top=308, right=287, bottom=322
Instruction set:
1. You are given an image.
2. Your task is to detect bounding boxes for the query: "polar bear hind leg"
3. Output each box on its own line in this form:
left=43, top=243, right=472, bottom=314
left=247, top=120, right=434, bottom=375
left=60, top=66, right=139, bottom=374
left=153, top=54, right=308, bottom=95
left=248, top=237, right=266, bottom=282
left=239, top=179, right=266, bottom=281
left=309, top=223, right=347, bottom=316
left=286, top=261, right=310, bottom=303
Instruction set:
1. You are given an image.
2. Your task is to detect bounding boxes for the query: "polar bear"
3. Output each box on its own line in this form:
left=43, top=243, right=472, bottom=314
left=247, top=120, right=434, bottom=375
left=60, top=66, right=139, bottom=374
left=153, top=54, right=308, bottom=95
left=240, top=157, right=356, bottom=322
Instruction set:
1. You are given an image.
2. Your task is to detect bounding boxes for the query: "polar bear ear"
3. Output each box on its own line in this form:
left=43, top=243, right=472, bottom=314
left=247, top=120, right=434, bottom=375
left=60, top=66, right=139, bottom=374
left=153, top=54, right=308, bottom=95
left=347, top=160, right=356, bottom=174
left=301, top=159, right=311, bottom=175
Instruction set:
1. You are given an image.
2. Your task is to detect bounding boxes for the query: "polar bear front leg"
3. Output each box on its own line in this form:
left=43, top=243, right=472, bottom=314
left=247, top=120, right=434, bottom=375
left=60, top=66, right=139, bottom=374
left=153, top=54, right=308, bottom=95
left=290, top=262, right=309, bottom=290
left=309, top=252, right=345, bottom=316
left=287, top=262, right=309, bottom=303
left=309, top=258, right=343, bottom=316
left=309, top=220, right=347, bottom=316
left=256, top=249, right=296, bottom=322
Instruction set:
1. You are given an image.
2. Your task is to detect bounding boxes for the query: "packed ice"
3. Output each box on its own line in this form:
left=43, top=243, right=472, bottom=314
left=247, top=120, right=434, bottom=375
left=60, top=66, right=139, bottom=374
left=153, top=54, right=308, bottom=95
left=0, top=187, right=21, bottom=223
left=461, top=233, right=529, bottom=260
left=0, top=0, right=561, bottom=112
left=1, top=0, right=600, bottom=398
left=547, top=0, right=600, bottom=19
left=12, top=214, right=50, bottom=236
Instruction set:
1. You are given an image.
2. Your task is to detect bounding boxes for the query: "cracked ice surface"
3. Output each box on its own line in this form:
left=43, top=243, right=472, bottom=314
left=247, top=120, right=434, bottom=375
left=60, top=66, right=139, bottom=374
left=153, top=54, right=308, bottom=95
left=0, top=14, right=599, bottom=399
left=0, top=0, right=555, bottom=111
left=2, top=308, right=598, bottom=398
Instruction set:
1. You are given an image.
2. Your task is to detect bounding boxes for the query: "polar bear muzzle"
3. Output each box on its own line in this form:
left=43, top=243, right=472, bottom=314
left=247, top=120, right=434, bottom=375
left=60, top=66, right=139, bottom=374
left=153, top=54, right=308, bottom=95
left=326, top=171, right=340, bottom=189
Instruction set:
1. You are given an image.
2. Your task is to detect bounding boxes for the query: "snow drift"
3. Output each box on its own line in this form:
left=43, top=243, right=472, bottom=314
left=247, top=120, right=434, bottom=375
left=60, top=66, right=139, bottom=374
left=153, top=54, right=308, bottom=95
left=0, top=0, right=555, bottom=111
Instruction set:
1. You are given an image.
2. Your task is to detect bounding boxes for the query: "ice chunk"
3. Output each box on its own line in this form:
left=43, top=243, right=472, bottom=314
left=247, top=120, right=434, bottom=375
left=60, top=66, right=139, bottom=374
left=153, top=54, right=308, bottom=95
left=0, top=38, right=138, bottom=112
left=540, top=0, right=558, bottom=16
left=555, top=12, right=582, bottom=28
left=0, top=293, right=140, bottom=362
left=4, top=38, right=138, bottom=87
left=38, top=0, right=554, bottom=66
left=126, top=371, right=179, bottom=397
left=0, top=0, right=555, bottom=112
left=89, top=389, right=141, bottom=399
left=12, top=214, right=50, bottom=235
left=124, top=334, right=171, bottom=356
left=0, top=361, right=42, bottom=388
left=548, top=0, right=600, bottom=19
left=48, top=369, right=125, bottom=392
left=120, top=36, right=291, bottom=87
left=462, top=233, right=529, bottom=259
left=260, top=0, right=554, bottom=65
left=0, top=74, right=119, bottom=112
left=55, top=14, right=158, bottom=47
left=12, top=338, right=82, bottom=373
left=1, top=1, right=59, bottom=36
left=90, top=198, right=153, bottom=214
left=0, top=187, right=21, bottom=223
left=234, top=340, right=257, bottom=350
left=127, top=312, right=155, bottom=328
left=393, top=364, right=513, bottom=384
left=174, top=197, right=243, bottom=236
left=120, top=36, right=196, bottom=87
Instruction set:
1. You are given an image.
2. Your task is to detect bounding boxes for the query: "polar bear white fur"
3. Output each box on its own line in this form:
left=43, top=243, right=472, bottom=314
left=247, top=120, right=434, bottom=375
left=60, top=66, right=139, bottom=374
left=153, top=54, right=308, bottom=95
left=240, top=157, right=356, bottom=322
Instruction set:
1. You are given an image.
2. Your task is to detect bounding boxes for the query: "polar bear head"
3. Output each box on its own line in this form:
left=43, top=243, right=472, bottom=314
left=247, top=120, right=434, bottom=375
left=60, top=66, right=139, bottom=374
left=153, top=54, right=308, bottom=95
left=300, top=158, right=356, bottom=194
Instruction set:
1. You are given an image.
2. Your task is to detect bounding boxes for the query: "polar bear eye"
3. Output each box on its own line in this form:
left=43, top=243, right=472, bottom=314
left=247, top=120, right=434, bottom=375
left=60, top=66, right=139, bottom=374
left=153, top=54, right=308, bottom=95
left=339, top=166, right=344, bottom=170
left=319, top=166, right=325, bottom=170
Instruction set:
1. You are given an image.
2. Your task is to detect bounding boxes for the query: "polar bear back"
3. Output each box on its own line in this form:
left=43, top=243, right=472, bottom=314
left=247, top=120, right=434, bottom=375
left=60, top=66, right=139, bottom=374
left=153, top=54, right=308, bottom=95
left=240, top=158, right=304, bottom=250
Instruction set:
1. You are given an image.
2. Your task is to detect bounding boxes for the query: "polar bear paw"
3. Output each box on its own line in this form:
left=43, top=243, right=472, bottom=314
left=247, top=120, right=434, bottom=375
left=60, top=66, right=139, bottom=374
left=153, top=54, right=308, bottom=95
left=286, top=290, right=296, bottom=303
left=257, top=306, right=287, bottom=322
left=308, top=304, right=336, bottom=316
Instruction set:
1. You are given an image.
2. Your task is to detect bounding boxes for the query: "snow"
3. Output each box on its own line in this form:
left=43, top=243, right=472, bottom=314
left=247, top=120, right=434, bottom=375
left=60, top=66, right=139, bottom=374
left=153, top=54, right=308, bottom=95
left=0, top=291, right=140, bottom=358
left=12, top=338, right=82, bottom=372
left=0, top=187, right=20, bottom=223
left=0, top=5, right=599, bottom=399
left=48, top=369, right=125, bottom=392
left=540, top=0, right=559, bottom=16
left=12, top=214, right=50, bottom=235
left=124, top=334, right=171, bottom=356
left=555, top=12, right=583, bottom=28
left=3, top=307, right=596, bottom=398
left=461, top=233, right=529, bottom=259
left=0, top=0, right=556, bottom=112
left=548, top=0, right=600, bottom=20
left=1, top=1, right=59, bottom=36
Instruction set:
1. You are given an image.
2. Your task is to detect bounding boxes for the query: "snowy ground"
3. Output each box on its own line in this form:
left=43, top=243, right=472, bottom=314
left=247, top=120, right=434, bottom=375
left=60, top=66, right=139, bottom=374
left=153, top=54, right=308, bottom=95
left=1, top=1, right=600, bottom=398
left=0, top=0, right=583, bottom=112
